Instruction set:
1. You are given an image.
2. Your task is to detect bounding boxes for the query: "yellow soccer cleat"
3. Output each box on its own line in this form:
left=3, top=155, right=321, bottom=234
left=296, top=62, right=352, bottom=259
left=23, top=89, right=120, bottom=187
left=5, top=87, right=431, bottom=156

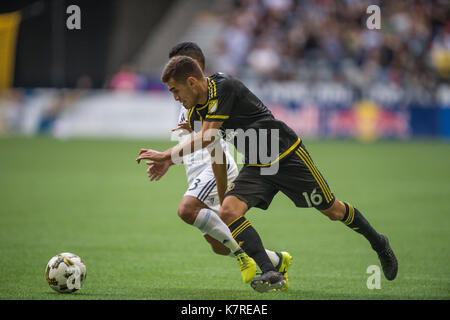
left=277, top=251, right=292, bottom=291
left=235, top=251, right=257, bottom=283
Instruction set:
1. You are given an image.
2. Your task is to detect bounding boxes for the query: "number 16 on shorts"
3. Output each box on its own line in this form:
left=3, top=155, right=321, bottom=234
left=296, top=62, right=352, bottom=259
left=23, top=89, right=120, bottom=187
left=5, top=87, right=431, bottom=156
left=302, top=188, right=323, bottom=207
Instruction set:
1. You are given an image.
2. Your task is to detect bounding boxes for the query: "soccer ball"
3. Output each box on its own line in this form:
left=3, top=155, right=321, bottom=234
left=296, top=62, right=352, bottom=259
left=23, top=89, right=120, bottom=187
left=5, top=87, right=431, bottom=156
left=45, top=252, right=86, bottom=293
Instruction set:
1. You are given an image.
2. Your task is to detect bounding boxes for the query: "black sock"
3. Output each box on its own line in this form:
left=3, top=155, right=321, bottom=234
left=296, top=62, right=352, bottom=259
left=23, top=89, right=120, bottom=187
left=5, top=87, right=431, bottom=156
left=341, top=202, right=384, bottom=251
left=228, top=216, right=275, bottom=273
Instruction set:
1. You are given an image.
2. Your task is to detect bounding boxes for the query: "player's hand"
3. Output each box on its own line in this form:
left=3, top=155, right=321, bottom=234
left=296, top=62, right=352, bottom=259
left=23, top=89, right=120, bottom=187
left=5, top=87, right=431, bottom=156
left=172, top=120, right=192, bottom=133
left=145, top=160, right=172, bottom=181
left=136, top=149, right=169, bottom=164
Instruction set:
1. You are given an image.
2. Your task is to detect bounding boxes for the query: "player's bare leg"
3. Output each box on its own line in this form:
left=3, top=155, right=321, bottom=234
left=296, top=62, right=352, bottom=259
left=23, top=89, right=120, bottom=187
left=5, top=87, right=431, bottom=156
left=216, top=195, right=248, bottom=225
left=318, top=199, right=346, bottom=220
left=319, top=198, right=398, bottom=280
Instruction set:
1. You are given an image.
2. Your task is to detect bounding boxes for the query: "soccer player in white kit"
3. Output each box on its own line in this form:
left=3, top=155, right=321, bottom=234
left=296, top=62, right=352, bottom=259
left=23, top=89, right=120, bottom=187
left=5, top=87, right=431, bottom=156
left=141, top=43, right=292, bottom=286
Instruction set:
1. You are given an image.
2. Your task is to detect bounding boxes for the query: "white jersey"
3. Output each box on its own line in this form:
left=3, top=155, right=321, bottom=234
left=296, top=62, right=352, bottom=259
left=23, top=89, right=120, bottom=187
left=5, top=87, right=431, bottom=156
left=173, top=107, right=238, bottom=186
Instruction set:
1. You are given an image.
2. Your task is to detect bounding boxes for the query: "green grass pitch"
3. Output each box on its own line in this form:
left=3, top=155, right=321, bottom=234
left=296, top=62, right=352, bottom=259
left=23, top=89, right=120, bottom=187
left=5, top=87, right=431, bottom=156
left=0, top=137, right=449, bottom=300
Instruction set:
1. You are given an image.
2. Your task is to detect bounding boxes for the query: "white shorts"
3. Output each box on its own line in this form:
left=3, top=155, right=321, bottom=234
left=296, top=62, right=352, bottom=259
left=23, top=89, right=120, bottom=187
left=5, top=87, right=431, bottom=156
left=184, top=164, right=239, bottom=213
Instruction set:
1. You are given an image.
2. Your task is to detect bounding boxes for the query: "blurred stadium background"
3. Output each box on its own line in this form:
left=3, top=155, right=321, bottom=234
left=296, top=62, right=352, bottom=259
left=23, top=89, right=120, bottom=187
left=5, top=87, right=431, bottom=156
left=1, top=0, right=449, bottom=140
left=1, top=0, right=450, bottom=300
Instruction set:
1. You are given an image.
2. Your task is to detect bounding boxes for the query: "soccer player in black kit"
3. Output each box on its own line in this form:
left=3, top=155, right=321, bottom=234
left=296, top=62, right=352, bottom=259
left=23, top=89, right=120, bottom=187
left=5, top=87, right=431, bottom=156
left=137, top=55, right=398, bottom=293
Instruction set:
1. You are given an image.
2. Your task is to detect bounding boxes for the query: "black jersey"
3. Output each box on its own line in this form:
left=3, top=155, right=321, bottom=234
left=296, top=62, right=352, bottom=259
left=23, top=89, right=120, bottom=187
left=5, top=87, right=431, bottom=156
left=188, top=73, right=300, bottom=166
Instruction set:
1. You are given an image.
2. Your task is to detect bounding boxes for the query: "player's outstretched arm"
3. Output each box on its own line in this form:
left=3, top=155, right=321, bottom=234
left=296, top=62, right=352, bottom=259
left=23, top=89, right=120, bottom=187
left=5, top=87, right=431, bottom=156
left=136, top=121, right=223, bottom=163
left=145, top=159, right=173, bottom=181
left=136, top=147, right=172, bottom=163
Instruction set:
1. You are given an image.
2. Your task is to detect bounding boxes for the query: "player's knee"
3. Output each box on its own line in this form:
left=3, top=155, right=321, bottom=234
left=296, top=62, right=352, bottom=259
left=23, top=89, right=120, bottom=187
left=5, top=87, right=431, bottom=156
left=320, top=200, right=346, bottom=221
left=218, top=205, right=237, bottom=226
left=218, top=196, right=247, bottom=225
left=177, top=203, right=197, bottom=225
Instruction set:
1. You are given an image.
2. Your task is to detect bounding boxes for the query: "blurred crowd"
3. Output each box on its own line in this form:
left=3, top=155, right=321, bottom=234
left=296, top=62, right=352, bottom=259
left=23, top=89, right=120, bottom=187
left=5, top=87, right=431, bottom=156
left=104, top=0, right=450, bottom=94
left=2, top=0, right=449, bottom=137
left=211, top=0, right=450, bottom=91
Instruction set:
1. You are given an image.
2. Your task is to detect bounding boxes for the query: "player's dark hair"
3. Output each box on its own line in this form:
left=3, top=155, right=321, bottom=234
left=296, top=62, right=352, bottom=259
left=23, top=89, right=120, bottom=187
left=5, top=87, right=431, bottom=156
left=161, top=56, right=204, bottom=84
left=168, top=42, right=205, bottom=72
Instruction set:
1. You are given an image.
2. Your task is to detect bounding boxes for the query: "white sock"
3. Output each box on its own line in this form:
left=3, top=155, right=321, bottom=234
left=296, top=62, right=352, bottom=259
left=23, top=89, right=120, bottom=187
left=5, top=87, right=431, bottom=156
left=229, top=249, right=280, bottom=269
left=265, top=250, right=280, bottom=268
left=193, top=208, right=241, bottom=253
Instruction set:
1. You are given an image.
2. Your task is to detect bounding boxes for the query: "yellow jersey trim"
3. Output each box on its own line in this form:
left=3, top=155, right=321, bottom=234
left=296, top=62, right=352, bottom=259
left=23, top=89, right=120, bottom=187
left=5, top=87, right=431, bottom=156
left=187, top=107, right=195, bottom=129
left=197, top=78, right=215, bottom=111
left=247, top=138, right=301, bottom=167
left=205, top=114, right=229, bottom=120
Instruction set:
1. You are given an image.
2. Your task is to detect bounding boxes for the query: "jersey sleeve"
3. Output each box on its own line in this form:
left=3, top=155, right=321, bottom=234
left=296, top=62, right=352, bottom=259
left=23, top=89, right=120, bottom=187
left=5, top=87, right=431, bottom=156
left=204, top=79, right=235, bottom=122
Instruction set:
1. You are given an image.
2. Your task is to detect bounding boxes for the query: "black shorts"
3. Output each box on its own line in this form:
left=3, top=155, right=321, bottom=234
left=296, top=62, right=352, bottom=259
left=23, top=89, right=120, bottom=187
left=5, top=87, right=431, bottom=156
left=225, top=141, right=335, bottom=211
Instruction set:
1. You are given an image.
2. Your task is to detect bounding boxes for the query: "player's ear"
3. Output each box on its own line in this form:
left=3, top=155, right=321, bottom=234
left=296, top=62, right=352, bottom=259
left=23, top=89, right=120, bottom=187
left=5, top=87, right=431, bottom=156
left=186, top=76, right=197, bottom=88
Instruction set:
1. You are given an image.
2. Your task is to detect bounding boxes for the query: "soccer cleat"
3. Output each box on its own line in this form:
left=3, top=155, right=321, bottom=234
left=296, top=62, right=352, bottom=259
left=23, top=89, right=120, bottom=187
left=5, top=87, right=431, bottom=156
left=376, top=234, right=398, bottom=281
left=277, top=251, right=292, bottom=291
left=235, top=251, right=257, bottom=283
left=250, top=270, right=286, bottom=293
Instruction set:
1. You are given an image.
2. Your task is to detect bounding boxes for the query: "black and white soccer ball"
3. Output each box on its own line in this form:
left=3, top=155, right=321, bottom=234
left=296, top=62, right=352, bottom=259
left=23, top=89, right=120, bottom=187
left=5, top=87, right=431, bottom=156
left=45, top=252, right=86, bottom=293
